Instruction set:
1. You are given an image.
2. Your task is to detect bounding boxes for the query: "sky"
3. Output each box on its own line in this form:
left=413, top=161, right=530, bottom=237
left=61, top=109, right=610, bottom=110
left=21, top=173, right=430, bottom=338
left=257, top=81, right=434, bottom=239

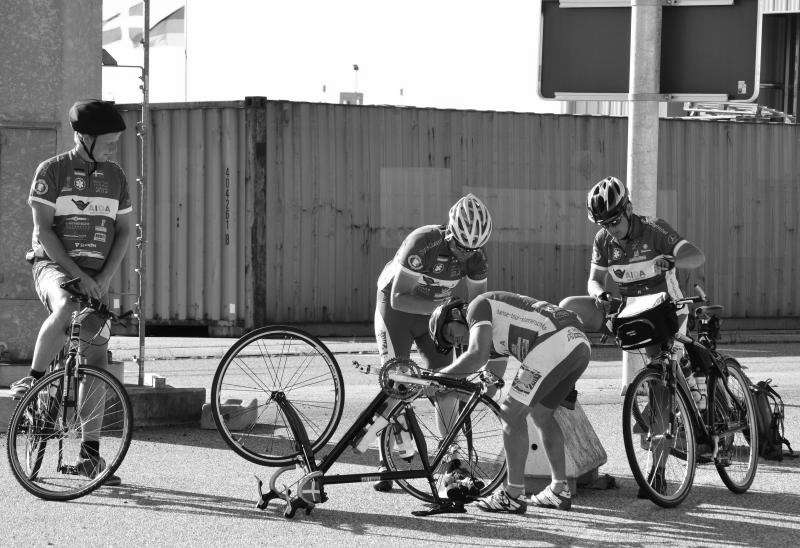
left=102, top=0, right=563, bottom=113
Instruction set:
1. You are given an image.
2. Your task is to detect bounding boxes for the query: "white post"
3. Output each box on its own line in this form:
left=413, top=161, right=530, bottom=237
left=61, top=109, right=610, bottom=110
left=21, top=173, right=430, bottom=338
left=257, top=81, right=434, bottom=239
left=622, top=0, right=662, bottom=390
left=136, top=0, right=150, bottom=386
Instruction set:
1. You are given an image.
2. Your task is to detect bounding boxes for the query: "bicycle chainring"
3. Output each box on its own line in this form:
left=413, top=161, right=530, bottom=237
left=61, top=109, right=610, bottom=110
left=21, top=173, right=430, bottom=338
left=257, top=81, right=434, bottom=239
left=378, top=358, right=424, bottom=401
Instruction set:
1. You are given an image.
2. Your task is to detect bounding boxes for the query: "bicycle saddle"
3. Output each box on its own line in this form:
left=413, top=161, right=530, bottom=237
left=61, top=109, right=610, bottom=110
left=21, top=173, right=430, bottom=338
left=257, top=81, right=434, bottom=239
left=695, top=305, right=723, bottom=316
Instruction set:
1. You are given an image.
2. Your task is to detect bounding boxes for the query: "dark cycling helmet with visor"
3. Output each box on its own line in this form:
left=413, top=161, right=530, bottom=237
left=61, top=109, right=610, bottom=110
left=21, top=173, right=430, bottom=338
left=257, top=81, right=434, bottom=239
left=69, top=100, right=126, bottom=164
left=587, top=176, right=630, bottom=224
left=429, top=298, right=468, bottom=354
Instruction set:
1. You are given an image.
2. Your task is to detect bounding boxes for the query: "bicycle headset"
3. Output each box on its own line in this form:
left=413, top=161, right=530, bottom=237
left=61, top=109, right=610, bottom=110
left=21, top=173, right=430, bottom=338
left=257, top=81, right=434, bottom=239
left=69, top=100, right=126, bottom=163
left=429, top=298, right=468, bottom=354
left=587, top=176, right=630, bottom=224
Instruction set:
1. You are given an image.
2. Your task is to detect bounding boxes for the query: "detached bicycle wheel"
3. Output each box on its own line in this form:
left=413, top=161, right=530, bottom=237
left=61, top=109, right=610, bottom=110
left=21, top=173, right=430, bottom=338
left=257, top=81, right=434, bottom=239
left=211, top=325, right=344, bottom=466
left=714, top=359, right=758, bottom=493
left=622, top=367, right=696, bottom=508
left=380, top=391, right=506, bottom=503
left=6, top=367, right=133, bottom=501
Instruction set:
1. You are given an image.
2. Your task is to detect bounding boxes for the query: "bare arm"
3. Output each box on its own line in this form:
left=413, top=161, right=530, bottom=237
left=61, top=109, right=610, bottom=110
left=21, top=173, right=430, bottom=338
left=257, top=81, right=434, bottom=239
left=587, top=264, right=609, bottom=299
left=436, top=324, right=492, bottom=377
left=95, top=212, right=134, bottom=294
left=673, top=241, right=705, bottom=270
left=389, top=269, right=441, bottom=315
left=465, top=278, right=487, bottom=302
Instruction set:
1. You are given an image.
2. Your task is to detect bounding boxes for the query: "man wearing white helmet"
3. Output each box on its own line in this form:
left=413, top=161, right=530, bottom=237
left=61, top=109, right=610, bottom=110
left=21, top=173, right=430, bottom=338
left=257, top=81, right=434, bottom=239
left=371, top=193, right=493, bottom=491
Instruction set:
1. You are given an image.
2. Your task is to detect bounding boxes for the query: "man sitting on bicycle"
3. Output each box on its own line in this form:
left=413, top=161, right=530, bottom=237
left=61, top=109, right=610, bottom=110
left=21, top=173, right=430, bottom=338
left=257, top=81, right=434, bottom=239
left=430, top=292, right=591, bottom=513
left=559, top=176, right=705, bottom=496
left=372, top=193, right=492, bottom=491
left=10, top=100, right=133, bottom=485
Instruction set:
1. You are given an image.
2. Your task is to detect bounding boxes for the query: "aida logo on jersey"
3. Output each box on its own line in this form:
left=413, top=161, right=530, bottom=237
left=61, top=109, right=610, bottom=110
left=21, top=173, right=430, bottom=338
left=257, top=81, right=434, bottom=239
left=407, top=255, right=423, bottom=270
left=72, top=199, right=91, bottom=211
left=421, top=275, right=437, bottom=285
left=34, top=179, right=48, bottom=195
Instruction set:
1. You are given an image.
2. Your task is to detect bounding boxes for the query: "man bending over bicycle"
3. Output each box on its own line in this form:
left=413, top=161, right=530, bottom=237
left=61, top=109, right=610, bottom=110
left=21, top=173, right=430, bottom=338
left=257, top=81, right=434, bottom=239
left=11, top=100, right=133, bottom=485
left=430, top=292, right=591, bottom=513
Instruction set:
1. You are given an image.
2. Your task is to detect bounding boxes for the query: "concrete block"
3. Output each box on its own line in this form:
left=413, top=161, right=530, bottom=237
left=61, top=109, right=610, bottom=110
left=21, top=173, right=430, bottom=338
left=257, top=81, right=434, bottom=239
left=125, top=385, right=206, bottom=428
left=201, top=398, right=257, bottom=431
left=144, top=373, right=167, bottom=388
left=523, top=402, right=608, bottom=495
left=0, top=389, right=16, bottom=433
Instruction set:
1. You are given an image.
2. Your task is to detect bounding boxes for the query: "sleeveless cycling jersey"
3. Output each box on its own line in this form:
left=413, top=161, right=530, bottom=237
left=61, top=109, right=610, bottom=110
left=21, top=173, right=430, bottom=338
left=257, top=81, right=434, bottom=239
left=28, top=150, right=132, bottom=271
left=591, top=214, right=687, bottom=299
left=377, top=224, right=488, bottom=303
left=466, top=291, right=584, bottom=362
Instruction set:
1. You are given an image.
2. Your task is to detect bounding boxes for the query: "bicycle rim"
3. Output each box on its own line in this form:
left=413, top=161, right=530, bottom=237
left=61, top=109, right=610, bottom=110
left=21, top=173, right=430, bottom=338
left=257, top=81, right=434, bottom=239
left=211, top=325, right=344, bottom=466
left=623, top=369, right=696, bottom=508
left=380, top=392, right=506, bottom=503
left=714, top=361, right=758, bottom=493
left=6, top=368, right=133, bottom=501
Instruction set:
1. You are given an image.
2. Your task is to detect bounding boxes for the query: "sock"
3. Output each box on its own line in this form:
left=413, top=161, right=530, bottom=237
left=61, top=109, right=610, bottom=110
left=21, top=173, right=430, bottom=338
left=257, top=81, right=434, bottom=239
left=80, top=440, right=100, bottom=461
left=505, top=483, right=525, bottom=499
left=551, top=480, right=570, bottom=495
left=30, top=369, right=45, bottom=380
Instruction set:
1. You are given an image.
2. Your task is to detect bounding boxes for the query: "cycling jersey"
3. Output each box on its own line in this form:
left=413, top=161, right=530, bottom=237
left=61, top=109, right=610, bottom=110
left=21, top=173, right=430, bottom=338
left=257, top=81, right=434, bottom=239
left=377, top=225, right=488, bottom=302
left=27, top=150, right=132, bottom=272
left=466, top=291, right=584, bottom=362
left=591, top=214, right=687, bottom=299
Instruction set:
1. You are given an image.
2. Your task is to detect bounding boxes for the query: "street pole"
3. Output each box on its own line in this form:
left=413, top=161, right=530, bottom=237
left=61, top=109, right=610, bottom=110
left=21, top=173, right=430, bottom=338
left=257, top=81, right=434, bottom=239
left=622, top=0, right=662, bottom=389
left=135, top=0, right=150, bottom=386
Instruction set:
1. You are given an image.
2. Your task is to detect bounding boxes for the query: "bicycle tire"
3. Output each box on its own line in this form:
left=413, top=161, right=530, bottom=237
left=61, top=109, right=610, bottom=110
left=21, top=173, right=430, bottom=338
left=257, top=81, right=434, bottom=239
left=714, top=359, right=758, bottom=493
left=622, top=368, right=697, bottom=508
left=380, top=391, right=506, bottom=503
left=6, top=367, right=133, bottom=501
left=211, top=325, right=344, bottom=467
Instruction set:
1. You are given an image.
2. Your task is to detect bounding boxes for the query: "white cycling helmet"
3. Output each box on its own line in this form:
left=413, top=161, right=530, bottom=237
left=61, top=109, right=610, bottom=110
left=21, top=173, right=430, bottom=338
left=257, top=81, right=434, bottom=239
left=447, top=193, right=492, bottom=250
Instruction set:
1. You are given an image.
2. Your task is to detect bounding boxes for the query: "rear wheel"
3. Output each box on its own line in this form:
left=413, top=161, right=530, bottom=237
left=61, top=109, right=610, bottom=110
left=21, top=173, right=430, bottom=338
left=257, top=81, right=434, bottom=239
left=380, top=391, right=506, bottom=503
left=622, top=367, right=697, bottom=508
left=211, top=326, right=344, bottom=466
left=714, top=360, right=758, bottom=493
left=6, top=367, right=133, bottom=501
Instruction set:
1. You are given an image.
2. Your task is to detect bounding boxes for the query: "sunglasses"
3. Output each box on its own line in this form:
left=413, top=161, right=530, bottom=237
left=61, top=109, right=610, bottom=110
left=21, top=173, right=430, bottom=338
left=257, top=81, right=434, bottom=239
left=599, top=215, right=625, bottom=228
left=450, top=238, right=481, bottom=253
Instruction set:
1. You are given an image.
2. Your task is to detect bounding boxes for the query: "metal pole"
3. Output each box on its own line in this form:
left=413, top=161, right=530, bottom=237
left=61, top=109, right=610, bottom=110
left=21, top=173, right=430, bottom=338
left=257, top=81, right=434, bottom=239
left=622, top=0, right=662, bottom=390
left=136, top=0, right=150, bottom=386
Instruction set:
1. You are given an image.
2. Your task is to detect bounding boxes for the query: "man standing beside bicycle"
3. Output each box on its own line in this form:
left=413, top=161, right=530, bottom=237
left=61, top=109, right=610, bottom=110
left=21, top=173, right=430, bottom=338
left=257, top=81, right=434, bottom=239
left=559, top=175, right=705, bottom=496
left=429, top=292, right=591, bottom=513
left=372, top=193, right=492, bottom=491
left=11, top=100, right=133, bottom=485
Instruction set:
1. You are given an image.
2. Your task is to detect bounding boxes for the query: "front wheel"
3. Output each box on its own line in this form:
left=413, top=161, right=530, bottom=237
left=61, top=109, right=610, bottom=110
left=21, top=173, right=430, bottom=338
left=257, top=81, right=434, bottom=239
left=6, top=367, right=133, bottom=501
left=211, top=325, right=345, bottom=466
left=379, top=391, right=506, bottom=503
left=622, top=367, right=697, bottom=508
left=714, top=359, right=758, bottom=493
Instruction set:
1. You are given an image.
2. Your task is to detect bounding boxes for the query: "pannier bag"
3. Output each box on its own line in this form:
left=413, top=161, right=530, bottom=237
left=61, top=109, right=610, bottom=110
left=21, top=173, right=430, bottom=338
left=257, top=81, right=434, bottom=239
left=611, top=292, right=679, bottom=350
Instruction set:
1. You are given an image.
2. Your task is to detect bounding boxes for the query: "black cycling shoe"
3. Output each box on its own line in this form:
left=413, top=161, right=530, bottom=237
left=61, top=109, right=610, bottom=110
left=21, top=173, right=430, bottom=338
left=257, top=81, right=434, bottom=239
left=373, top=462, right=393, bottom=492
left=637, top=468, right=666, bottom=499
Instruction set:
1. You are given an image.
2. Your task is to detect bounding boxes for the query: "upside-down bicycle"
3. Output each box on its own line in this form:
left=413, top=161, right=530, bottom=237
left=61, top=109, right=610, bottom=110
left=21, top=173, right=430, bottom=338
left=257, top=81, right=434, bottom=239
left=6, top=278, right=134, bottom=501
left=210, top=325, right=507, bottom=517
left=606, top=285, right=758, bottom=507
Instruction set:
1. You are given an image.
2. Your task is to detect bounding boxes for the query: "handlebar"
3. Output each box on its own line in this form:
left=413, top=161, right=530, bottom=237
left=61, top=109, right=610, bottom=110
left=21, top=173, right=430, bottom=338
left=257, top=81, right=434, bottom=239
left=60, top=277, right=132, bottom=324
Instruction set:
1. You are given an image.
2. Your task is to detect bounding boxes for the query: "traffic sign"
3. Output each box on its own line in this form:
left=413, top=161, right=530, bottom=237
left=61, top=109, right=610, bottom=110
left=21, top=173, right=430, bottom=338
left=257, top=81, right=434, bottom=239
left=539, top=0, right=762, bottom=101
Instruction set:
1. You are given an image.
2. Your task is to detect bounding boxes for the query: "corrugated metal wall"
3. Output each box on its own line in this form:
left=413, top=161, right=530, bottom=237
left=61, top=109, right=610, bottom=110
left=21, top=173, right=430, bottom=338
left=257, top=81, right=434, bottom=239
left=114, top=102, right=249, bottom=327
left=116, top=99, right=798, bottom=328
left=763, top=0, right=800, bottom=13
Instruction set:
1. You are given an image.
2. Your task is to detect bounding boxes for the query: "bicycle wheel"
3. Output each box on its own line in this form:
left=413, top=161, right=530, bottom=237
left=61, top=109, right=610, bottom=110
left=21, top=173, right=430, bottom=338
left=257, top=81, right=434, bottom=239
left=6, top=367, right=133, bottom=501
left=380, top=391, right=506, bottom=503
left=714, top=359, right=758, bottom=493
left=211, top=325, right=344, bottom=466
left=622, top=368, right=697, bottom=508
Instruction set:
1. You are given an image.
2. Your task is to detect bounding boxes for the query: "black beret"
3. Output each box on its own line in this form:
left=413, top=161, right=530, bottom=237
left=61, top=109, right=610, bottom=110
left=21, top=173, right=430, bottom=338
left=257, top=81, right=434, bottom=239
left=69, top=100, right=126, bottom=135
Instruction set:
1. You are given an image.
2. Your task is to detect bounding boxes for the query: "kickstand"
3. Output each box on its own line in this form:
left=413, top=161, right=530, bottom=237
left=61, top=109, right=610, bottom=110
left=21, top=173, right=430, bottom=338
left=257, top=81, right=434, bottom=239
left=411, top=501, right=467, bottom=517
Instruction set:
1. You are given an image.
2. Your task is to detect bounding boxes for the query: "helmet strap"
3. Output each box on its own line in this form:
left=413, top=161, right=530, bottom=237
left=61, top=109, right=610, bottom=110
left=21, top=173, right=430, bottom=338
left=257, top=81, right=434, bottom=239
left=78, top=135, right=99, bottom=176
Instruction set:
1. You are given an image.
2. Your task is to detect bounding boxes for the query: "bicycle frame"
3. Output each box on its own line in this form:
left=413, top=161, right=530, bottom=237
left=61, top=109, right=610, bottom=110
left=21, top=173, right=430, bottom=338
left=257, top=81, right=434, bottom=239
left=259, top=375, right=488, bottom=515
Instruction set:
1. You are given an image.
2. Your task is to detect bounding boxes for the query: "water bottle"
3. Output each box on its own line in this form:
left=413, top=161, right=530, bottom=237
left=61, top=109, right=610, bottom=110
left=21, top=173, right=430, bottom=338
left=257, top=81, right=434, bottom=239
left=686, top=373, right=707, bottom=410
left=352, top=403, right=390, bottom=453
left=391, top=415, right=417, bottom=461
left=694, top=375, right=707, bottom=410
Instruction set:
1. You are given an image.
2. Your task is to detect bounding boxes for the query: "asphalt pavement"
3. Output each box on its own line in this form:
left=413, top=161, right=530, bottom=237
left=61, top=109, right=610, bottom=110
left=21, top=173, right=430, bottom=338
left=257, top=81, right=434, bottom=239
left=1, top=337, right=798, bottom=546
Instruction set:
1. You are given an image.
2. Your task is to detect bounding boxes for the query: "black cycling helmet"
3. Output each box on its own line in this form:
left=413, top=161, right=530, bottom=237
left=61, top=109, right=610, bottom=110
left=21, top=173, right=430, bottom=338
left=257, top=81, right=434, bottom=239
left=429, top=298, right=468, bottom=354
left=587, top=176, right=630, bottom=224
left=69, top=100, right=126, bottom=135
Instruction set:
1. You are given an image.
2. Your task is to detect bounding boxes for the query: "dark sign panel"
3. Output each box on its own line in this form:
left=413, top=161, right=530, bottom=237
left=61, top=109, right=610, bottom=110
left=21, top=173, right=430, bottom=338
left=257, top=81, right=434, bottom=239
left=539, top=0, right=760, bottom=100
